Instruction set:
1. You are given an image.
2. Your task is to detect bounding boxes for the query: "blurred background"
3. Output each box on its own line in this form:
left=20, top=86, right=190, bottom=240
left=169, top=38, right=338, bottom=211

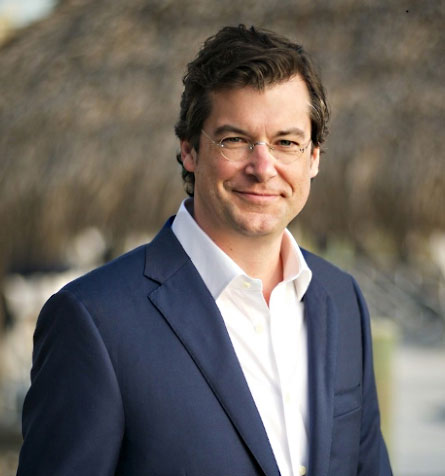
left=0, top=0, right=444, bottom=474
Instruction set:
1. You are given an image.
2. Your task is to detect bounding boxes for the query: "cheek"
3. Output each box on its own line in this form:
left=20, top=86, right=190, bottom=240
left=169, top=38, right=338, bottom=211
left=286, top=172, right=313, bottom=209
left=208, top=161, right=241, bottom=186
left=286, top=169, right=308, bottom=191
left=194, top=161, right=225, bottom=196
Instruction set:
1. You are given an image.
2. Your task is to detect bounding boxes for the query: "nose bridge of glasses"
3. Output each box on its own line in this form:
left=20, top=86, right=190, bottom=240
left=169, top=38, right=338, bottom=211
left=245, top=142, right=279, bottom=169
left=250, top=141, right=274, bottom=153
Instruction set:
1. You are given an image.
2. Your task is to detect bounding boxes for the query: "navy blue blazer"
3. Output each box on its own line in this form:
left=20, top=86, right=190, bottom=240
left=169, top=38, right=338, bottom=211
left=17, top=219, right=392, bottom=475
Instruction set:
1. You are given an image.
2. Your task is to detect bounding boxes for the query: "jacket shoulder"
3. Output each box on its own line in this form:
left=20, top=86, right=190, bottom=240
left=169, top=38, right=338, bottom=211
left=62, top=244, right=149, bottom=301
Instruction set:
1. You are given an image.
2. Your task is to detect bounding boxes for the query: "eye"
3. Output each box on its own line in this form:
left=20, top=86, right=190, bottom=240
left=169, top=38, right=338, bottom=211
left=220, top=136, right=248, bottom=148
left=276, top=139, right=300, bottom=149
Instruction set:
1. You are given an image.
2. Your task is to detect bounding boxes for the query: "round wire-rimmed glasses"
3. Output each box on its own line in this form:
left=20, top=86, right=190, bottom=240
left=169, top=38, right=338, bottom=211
left=201, top=129, right=312, bottom=164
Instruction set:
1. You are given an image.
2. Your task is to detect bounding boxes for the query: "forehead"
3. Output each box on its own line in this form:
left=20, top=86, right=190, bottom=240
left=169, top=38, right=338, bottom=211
left=205, top=76, right=312, bottom=134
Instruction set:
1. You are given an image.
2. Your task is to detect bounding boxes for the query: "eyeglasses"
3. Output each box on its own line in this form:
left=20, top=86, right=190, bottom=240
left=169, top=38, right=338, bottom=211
left=201, top=129, right=311, bottom=164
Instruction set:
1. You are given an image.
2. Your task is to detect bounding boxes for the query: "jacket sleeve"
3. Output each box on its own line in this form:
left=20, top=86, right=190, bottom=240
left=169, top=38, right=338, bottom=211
left=353, top=279, right=393, bottom=476
left=17, top=289, right=124, bottom=476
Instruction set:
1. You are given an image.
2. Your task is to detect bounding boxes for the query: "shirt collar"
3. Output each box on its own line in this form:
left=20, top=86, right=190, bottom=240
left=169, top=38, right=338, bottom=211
left=280, top=228, right=312, bottom=301
left=171, top=199, right=312, bottom=301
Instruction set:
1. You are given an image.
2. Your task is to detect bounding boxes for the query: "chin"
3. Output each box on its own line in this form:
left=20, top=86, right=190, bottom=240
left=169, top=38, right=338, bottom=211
left=232, top=215, right=285, bottom=237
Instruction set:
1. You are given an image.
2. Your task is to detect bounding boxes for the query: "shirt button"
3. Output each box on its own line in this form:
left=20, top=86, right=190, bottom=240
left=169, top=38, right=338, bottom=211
left=243, top=281, right=251, bottom=289
left=254, top=323, right=264, bottom=334
left=284, top=392, right=291, bottom=404
left=299, top=465, right=307, bottom=475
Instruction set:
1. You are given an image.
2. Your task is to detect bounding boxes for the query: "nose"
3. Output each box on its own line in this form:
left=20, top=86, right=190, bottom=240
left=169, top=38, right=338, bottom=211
left=244, top=143, right=278, bottom=182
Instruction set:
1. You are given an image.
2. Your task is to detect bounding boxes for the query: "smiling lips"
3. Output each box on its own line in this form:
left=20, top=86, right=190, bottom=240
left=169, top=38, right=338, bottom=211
left=233, top=189, right=284, bottom=203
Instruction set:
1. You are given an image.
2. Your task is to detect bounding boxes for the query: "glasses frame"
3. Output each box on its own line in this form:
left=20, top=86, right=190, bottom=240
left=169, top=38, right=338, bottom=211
left=201, top=129, right=312, bottom=163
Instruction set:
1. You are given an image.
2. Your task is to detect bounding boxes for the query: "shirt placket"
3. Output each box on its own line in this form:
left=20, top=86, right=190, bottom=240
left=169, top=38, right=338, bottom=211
left=270, top=281, right=307, bottom=476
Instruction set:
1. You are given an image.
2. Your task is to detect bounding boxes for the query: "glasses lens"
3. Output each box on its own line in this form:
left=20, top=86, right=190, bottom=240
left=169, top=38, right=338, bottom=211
left=220, top=147, right=247, bottom=161
left=270, top=148, right=301, bottom=164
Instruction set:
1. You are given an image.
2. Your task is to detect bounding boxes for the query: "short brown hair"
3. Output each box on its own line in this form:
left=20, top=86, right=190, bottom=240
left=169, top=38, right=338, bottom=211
left=175, top=24, right=329, bottom=196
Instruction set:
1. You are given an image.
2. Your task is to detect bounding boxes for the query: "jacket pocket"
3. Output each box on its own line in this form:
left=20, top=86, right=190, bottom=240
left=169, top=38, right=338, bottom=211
left=333, top=383, right=361, bottom=418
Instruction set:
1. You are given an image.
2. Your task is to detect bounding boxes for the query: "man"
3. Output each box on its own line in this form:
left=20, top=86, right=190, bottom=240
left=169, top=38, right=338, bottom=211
left=17, top=25, right=392, bottom=475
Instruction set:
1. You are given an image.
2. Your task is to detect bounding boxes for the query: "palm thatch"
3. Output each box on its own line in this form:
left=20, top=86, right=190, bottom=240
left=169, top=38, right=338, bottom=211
left=0, top=0, right=444, bottom=280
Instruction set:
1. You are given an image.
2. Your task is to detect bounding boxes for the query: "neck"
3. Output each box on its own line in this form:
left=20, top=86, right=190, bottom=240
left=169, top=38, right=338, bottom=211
left=186, top=199, right=285, bottom=304
left=212, top=230, right=284, bottom=305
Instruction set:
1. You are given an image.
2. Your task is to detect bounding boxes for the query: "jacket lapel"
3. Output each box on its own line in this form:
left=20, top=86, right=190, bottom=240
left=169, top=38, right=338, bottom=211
left=304, top=276, right=338, bottom=476
left=144, top=222, right=280, bottom=476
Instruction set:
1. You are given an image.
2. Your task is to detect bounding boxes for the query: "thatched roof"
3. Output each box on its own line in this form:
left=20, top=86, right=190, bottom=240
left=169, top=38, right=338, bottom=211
left=0, top=0, right=444, bottom=275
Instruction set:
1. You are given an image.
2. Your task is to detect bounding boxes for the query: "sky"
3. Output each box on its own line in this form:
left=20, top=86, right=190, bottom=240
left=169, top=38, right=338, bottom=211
left=0, top=0, right=56, bottom=28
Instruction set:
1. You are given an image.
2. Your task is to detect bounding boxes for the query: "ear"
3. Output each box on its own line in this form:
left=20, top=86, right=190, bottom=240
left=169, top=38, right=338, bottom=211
left=180, top=140, right=197, bottom=172
left=309, top=146, right=320, bottom=178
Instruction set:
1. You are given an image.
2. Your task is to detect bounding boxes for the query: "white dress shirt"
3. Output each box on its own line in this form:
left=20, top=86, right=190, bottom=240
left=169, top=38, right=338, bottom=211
left=172, top=199, right=312, bottom=476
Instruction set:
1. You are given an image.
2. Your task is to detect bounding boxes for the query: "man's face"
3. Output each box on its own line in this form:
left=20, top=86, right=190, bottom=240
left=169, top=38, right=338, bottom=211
left=181, top=76, right=320, bottom=242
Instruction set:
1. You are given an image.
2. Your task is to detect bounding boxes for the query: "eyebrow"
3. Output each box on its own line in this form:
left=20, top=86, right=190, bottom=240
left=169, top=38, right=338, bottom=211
left=276, top=128, right=306, bottom=139
left=213, top=124, right=307, bottom=140
left=213, top=125, right=248, bottom=136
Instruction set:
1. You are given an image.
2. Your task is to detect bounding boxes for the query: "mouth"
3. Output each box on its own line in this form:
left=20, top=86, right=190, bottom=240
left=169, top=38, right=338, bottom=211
left=233, top=190, right=282, bottom=204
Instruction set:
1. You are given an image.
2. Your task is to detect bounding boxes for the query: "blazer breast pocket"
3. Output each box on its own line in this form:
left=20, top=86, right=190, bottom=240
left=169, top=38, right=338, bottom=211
left=333, top=382, right=362, bottom=418
left=330, top=383, right=362, bottom=473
